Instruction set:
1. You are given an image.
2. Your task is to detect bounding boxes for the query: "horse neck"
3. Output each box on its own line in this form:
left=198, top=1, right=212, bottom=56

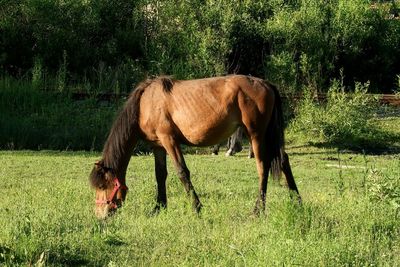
left=103, top=138, right=135, bottom=180
left=103, top=133, right=138, bottom=182
left=102, top=101, right=140, bottom=182
left=101, top=80, right=148, bottom=182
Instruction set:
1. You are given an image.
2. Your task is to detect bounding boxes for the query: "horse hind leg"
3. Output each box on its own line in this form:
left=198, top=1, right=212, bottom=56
left=251, top=142, right=302, bottom=215
left=250, top=136, right=271, bottom=215
left=281, top=152, right=302, bottom=204
left=211, top=144, right=220, bottom=155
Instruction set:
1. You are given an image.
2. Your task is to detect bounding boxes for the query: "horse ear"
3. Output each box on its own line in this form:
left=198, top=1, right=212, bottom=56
left=94, top=160, right=104, bottom=170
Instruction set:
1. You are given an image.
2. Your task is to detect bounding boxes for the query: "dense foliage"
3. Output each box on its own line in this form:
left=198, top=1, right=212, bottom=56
left=1, top=0, right=399, bottom=93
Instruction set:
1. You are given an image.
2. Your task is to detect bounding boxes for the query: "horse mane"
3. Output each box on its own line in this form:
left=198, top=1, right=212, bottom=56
left=89, top=79, right=151, bottom=188
left=158, top=76, right=175, bottom=92
left=103, top=79, right=153, bottom=167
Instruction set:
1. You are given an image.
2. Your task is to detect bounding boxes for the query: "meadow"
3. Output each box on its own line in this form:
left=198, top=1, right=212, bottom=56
left=0, top=142, right=399, bottom=266
left=2, top=1, right=400, bottom=265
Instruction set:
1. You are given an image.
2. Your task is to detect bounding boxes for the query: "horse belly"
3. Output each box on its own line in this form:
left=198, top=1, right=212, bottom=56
left=173, top=110, right=240, bottom=146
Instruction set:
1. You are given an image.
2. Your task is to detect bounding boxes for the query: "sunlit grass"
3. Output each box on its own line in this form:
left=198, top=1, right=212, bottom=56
left=0, top=146, right=399, bottom=266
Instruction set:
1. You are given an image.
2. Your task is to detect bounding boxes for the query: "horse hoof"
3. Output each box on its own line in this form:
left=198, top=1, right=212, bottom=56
left=225, top=150, right=234, bottom=156
left=193, top=202, right=203, bottom=214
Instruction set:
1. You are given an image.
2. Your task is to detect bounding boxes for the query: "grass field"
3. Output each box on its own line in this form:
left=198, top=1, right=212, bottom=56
left=0, top=143, right=399, bottom=266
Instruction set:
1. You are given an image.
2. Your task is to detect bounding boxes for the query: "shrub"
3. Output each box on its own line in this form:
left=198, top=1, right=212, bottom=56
left=288, top=79, right=392, bottom=150
left=141, top=0, right=232, bottom=78
left=331, top=0, right=400, bottom=92
left=1, top=0, right=399, bottom=93
left=264, top=0, right=335, bottom=92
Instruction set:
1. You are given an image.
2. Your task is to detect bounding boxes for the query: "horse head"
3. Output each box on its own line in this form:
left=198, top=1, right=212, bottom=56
left=89, top=160, right=128, bottom=219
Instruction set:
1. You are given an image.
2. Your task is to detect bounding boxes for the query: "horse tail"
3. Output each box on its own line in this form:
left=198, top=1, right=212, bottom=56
left=264, top=82, right=285, bottom=180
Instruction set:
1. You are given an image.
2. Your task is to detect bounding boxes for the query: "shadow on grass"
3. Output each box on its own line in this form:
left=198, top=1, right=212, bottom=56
left=308, top=132, right=400, bottom=156
left=311, top=143, right=400, bottom=155
left=103, top=235, right=127, bottom=247
left=0, top=245, right=14, bottom=264
left=1, top=244, right=92, bottom=267
left=46, top=250, right=90, bottom=267
left=288, top=127, right=400, bottom=156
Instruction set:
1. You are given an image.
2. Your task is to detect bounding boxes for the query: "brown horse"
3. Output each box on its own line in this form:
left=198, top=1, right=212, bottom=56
left=89, top=75, right=301, bottom=219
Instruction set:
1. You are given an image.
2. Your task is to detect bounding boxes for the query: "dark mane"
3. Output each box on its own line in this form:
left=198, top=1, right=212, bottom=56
left=89, top=79, right=152, bottom=188
left=103, top=79, right=152, bottom=168
left=158, top=76, right=175, bottom=92
left=102, top=76, right=174, bottom=159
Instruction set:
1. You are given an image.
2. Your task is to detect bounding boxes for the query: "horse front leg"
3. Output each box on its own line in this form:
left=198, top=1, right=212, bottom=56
left=152, top=147, right=168, bottom=215
left=160, top=136, right=202, bottom=213
left=225, top=127, right=243, bottom=156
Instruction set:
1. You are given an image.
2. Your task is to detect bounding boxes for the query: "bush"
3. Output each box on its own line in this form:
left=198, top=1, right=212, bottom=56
left=141, top=0, right=233, bottom=78
left=0, top=0, right=144, bottom=90
left=332, top=0, right=400, bottom=92
left=264, top=0, right=335, bottom=92
left=289, top=79, right=394, bottom=150
left=2, top=0, right=399, bottom=94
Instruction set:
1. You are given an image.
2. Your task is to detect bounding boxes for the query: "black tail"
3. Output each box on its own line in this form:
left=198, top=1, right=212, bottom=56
left=264, top=83, right=285, bottom=179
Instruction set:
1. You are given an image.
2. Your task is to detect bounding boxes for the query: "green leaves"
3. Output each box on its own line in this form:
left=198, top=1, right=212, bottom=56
left=2, top=0, right=399, bottom=93
left=289, top=79, right=398, bottom=150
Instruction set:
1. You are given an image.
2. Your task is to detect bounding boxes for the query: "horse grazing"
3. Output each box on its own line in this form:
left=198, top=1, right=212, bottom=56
left=89, top=75, right=301, bottom=219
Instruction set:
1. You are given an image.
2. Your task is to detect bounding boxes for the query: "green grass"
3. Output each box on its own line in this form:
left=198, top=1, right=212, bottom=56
left=0, top=145, right=399, bottom=266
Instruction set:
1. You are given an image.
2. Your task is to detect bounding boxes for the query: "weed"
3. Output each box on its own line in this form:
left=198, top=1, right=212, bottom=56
left=367, top=167, right=400, bottom=216
left=31, top=57, right=43, bottom=91
left=56, top=50, right=68, bottom=93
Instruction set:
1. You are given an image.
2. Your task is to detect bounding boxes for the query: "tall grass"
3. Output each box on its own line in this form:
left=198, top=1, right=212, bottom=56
left=0, top=77, right=119, bottom=150
left=288, top=79, right=399, bottom=150
left=2, top=73, right=399, bottom=151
